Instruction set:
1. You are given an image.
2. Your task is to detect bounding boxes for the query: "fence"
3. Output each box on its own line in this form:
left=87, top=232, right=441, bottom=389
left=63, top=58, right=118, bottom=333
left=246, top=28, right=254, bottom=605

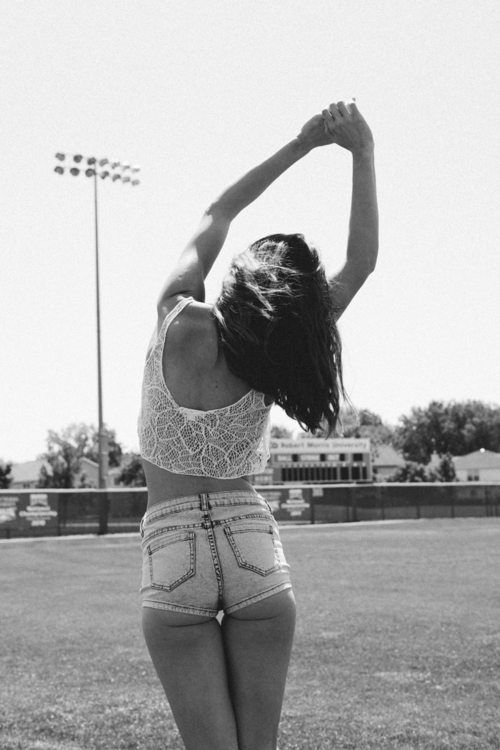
left=1, top=483, right=499, bottom=538
left=0, top=489, right=147, bottom=538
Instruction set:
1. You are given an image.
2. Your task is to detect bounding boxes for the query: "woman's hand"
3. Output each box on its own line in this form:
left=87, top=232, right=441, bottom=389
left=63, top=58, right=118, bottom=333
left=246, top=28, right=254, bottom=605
left=297, top=113, right=336, bottom=151
left=322, top=101, right=374, bottom=155
left=297, top=100, right=373, bottom=155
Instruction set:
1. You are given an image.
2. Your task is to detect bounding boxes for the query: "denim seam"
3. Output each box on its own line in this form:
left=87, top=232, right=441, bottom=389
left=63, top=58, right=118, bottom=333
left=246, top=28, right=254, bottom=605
left=145, top=504, right=200, bottom=522
left=202, top=518, right=224, bottom=601
left=212, top=512, right=272, bottom=526
left=148, top=535, right=191, bottom=554
left=208, top=498, right=263, bottom=508
left=142, top=522, right=204, bottom=546
left=142, top=600, right=219, bottom=617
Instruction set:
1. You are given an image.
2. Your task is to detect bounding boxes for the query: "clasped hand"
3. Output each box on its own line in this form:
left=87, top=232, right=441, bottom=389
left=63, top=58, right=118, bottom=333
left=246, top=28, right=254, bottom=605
left=298, top=100, right=374, bottom=154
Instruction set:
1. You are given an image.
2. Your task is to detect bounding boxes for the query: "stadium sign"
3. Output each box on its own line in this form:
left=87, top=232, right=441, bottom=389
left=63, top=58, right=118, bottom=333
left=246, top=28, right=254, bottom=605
left=270, top=438, right=371, bottom=452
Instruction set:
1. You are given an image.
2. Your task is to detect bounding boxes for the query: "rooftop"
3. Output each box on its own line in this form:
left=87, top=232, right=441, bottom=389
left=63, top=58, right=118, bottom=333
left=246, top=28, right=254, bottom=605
left=372, top=444, right=405, bottom=468
left=11, top=459, right=52, bottom=483
left=453, top=449, right=500, bottom=470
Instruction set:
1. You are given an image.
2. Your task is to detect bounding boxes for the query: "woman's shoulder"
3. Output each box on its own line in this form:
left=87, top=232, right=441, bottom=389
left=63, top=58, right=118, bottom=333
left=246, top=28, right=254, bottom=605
left=161, top=295, right=219, bottom=365
left=161, top=295, right=213, bottom=327
left=157, top=294, right=211, bottom=328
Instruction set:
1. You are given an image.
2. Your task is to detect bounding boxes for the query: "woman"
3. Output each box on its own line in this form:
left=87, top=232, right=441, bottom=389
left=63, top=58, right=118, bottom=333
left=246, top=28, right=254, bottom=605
left=138, top=99, right=377, bottom=750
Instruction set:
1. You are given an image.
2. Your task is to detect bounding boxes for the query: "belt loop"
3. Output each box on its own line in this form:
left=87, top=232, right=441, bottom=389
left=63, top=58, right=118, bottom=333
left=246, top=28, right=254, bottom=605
left=199, top=493, right=209, bottom=511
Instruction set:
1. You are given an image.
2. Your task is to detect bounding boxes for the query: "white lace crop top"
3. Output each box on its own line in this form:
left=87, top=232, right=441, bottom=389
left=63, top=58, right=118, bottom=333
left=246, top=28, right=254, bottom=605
left=138, top=296, right=272, bottom=478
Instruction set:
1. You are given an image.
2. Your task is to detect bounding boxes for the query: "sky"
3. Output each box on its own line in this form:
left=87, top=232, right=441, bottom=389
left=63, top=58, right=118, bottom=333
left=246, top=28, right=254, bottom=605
left=2, top=0, right=499, bottom=463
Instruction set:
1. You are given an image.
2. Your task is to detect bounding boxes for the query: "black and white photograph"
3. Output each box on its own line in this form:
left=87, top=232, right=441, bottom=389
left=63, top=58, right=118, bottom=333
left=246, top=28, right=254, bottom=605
left=1, top=1, right=499, bottom=748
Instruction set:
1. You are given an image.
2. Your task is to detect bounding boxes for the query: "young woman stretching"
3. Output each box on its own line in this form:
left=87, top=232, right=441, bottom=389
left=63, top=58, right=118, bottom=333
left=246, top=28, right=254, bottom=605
left=138, top=99, right=378, bottom=750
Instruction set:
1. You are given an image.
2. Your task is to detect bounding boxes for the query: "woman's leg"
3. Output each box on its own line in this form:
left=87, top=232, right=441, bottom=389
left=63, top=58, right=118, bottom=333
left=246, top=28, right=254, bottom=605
left=142, top=608, right=239, bottom=750
left=221, top=588, right=296, bottom=750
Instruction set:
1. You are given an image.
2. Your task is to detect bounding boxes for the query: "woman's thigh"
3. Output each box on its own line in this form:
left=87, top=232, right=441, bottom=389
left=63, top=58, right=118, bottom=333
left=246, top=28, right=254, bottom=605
left=142, top=608, right=239, bottom=750
left=221, top=589, right=297, bottom=750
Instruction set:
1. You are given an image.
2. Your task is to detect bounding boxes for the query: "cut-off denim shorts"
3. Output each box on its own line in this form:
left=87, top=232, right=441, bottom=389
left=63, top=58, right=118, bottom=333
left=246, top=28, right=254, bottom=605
left=140, top=490, right=292, bottom=617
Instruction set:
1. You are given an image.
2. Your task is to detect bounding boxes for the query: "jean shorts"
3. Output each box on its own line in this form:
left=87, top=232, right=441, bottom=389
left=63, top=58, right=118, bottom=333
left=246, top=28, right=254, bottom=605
left=140, top=490, right=292, bottom=617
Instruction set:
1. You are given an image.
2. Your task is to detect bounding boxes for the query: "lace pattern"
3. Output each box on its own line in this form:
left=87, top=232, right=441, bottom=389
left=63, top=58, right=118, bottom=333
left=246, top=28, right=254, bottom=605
left=138, top=297, right=272, bottom=478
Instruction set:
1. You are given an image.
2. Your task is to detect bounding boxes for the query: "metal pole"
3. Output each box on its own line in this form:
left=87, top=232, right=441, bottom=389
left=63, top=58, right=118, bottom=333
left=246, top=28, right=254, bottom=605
left=54, top=152, right=140, bottom=492
left=93, top=172, right=106, bottom=489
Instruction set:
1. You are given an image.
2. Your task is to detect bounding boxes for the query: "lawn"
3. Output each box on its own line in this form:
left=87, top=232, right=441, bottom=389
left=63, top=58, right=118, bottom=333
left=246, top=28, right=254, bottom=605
left=1, top=518, right=499, bottom=750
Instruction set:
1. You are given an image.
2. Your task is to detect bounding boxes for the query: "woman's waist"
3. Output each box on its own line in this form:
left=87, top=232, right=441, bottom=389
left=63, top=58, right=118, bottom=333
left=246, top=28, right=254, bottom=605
left=141, top=487, right=273, bottom=534
left=142, top=458, right=253, bottom=507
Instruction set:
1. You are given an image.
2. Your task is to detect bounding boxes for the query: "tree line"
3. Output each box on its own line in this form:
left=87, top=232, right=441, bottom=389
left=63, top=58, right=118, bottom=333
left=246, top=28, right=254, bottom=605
left=1, top=399, right=500, bottom=489
left=340, top=400, right=500, bottom=481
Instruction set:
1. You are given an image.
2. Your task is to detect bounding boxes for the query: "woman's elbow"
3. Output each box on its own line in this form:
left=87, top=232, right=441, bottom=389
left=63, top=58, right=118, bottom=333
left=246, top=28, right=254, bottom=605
left=367, top=252, right=378, bottom=274
left=365, top=241, right=379, bottom=274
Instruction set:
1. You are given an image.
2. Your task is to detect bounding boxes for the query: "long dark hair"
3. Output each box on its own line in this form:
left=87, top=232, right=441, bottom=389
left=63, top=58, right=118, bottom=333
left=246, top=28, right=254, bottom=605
left=213, top=233, right=345, bottom=435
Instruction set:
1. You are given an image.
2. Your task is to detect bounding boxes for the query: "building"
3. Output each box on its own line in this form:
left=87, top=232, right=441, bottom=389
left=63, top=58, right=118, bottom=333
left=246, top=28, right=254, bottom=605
left=74, top=457, right=123, bottom=488
left=10, top=460, right=53, bottom=489
left=8, top=457, right=122, bottom=490
left=253, top=437, right=372, bottom=484
left=453, top=449, right=500, bottom=482
left=73, top=457, right=100, bottom=488
left=371, top=444, right=405, bottom=481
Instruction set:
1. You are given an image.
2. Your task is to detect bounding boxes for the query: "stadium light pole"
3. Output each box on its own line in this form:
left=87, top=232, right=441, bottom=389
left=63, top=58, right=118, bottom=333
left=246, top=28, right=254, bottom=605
left=54, top=153, right=140, bottom=489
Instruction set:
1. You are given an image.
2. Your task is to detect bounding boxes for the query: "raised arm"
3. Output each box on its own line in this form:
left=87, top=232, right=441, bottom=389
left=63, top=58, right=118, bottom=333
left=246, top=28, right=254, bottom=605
left=157, top=137, right=312, bottom=311
left=322, top=101, right=378, bottom=319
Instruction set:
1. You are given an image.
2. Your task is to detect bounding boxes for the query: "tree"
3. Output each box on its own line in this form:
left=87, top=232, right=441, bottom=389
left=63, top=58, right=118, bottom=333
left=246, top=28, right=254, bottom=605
left=116, top=453, right=146, bottom=487
left=386, top=461, right=432, bottom=482
left=0, top=460, right=12, bottom=489
left=385, top=451, right=457, bottom=483
left=270, top=425, right=293, bottom=439
left=340, top=408, right=395, bottom=446
left=433, top=453, right=457, bottom=482
left=395, top=400, right=500, bottom=464
left=294, top=408, right=396, bottom=444
left=38, top=423, right=123, bottom=488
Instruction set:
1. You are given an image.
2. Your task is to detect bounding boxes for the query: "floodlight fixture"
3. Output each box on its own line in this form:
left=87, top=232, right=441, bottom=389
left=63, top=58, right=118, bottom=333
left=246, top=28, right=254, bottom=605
left=54, top=152, right=140, bottom=185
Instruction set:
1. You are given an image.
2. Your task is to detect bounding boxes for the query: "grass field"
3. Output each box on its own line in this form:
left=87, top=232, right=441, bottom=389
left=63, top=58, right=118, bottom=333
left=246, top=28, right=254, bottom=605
left=1, top=518, right=499, bottom=750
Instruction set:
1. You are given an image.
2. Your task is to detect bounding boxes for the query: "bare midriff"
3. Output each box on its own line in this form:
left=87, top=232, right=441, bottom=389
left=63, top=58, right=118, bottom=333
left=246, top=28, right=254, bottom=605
left=141, top=458, right=254, bottom=509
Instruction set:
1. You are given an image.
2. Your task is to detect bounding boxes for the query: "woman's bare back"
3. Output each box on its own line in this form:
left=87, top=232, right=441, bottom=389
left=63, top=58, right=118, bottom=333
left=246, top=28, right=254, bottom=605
left=142, top=298, right=262, bottom=505
left=162, top=300, right=251, bottom=411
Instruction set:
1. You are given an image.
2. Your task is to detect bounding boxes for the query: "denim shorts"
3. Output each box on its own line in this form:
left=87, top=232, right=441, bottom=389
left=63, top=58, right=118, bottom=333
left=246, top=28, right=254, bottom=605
left=140, top=490, right=292, bottom=617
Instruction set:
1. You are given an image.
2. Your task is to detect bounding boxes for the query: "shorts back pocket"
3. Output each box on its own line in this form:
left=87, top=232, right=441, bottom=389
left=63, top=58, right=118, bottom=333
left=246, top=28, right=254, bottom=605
left=147, top=529, right=196, bottom=592
left=224, top=520, right=279, bottom=576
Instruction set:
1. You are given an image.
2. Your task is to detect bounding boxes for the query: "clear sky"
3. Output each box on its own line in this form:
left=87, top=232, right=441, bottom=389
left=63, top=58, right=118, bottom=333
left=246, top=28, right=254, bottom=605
left=2, top=0, right=499, bottom=463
